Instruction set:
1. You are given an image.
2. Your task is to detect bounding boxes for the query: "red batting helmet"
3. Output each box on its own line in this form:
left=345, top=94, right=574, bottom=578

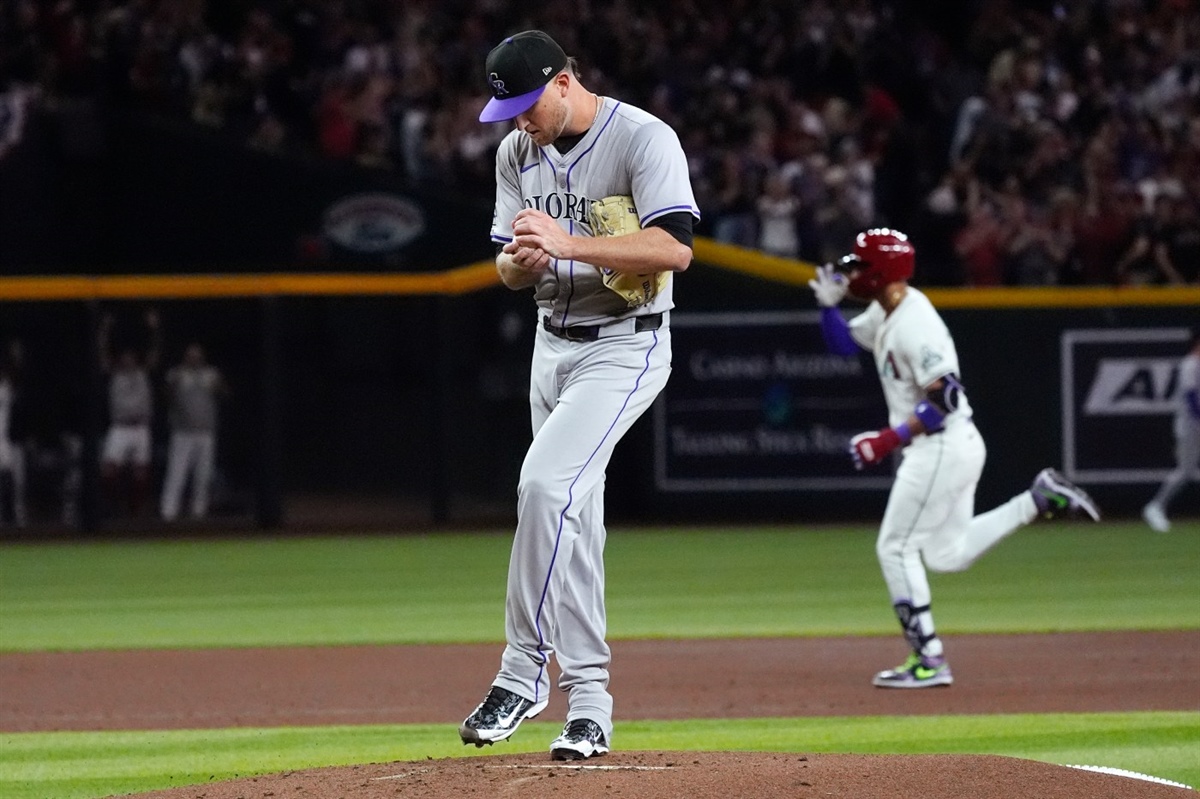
left=841, top=228, right=915, bottom=297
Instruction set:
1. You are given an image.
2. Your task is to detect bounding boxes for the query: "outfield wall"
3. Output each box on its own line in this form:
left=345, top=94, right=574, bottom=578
left=0, top=272, right=1194, bottom=535
left=639, top=298, right=1198, bottom=524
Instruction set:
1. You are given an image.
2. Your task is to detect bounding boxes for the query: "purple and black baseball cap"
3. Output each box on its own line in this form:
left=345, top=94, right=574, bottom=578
left=479, top=30, right=568, bottom=123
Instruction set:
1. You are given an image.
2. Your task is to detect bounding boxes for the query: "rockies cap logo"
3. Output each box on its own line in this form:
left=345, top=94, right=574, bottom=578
left=479, top=29, right=569, bottom=123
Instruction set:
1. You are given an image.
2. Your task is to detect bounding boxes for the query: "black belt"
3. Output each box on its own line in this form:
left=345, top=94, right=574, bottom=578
left=542, top=312, right=664, bottom=342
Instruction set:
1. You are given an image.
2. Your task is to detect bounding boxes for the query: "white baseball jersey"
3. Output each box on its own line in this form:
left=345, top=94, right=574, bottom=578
left=166, top=365, right=221, bottom=432
left=848, top=287, right=1036, bottom=662
left=848, top=287, right=973, bottom=429
left=489, top=96, right=700, bottom=327
left=108, top=368, right=153, bottom=425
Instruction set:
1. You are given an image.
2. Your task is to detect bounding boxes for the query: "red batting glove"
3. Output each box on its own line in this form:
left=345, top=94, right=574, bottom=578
left=849, top=425, right=910, bottom=470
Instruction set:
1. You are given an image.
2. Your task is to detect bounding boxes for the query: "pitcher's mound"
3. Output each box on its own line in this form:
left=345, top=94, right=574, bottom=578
left=125, top=751, right=1193, bottom=798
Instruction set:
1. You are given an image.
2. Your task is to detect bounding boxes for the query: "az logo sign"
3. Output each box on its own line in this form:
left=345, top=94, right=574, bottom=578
left=1083, top=358, right=1178, bottom=415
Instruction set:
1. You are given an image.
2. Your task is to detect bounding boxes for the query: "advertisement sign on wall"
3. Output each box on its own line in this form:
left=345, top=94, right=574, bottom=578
left=654, top=311, right=892, bottom=491
left=1061, top=327, right=1192, bottom=483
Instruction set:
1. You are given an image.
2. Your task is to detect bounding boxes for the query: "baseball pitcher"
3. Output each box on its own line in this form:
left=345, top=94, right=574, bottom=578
left=458, top=30, right=699, bottom=759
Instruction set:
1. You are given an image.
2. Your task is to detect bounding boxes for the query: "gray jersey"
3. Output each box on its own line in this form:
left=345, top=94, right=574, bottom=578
left=0, top=377, right=11, bottom=442
left=166, top=365, right=221, bottom=432
left=1174, top=353, right=1200, bottom=434
left=490, top=96, right=700, bottom=326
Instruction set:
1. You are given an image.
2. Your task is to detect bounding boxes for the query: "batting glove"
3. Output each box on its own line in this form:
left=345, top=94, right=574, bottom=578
left=808, top=263, right=849, bottom=308
left=849, top=425, right=911, bottom=470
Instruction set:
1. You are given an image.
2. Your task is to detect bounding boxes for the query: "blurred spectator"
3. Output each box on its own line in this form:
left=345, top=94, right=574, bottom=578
left=953, top=188, right=1007, bottom=286
left=1073, top=180, right=1141, bottom=285
left=918, top=162, right=976, bottom=284
left=1115, top=194, right=1176, bottom=286
left=1003, top=187, right=1078, bottom=286
left=1152, top=194, right=1200, bottom=284
left=159, top=342, right=229, bottom=523
left=756, top=171, right=801, bottom=258
left=4, top=0, right=1200, bottom=285
left=0, top=80, right=41, bottom=162
left=316, top=73, right=358, bottom=160
left=817, top=170, right=868, bottom=267
left=710, top=149, right=759, bottom=248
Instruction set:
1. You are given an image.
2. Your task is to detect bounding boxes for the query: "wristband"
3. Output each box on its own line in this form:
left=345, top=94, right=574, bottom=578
left=913, top=400, right=945, bottom=433
left=892, top=422, right=913, bottom=445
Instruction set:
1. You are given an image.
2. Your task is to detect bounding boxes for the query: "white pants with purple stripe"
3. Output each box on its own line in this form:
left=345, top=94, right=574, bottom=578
left=493, top=322, right=671, bottom=745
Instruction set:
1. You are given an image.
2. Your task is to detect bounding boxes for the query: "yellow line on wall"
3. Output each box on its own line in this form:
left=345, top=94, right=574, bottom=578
left=693, top=239, right=818, bottom=285
left=921, top=285, right=1200, bottom=308
left=1, top=241, right=1198, bottom=308
left=692, top=239, right=1200, bottom=307
left=0, top=263, right=503, bottom=300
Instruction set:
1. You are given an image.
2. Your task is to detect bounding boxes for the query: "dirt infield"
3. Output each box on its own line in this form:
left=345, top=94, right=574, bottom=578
left=3, top=631, right=1197, bottom=797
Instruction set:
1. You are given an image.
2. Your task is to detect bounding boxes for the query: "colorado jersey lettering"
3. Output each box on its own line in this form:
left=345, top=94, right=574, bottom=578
left=490, top=97, right=700, bottom=326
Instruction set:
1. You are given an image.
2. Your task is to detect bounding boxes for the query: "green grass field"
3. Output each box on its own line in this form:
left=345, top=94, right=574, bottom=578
left=1, top=522, right=1197, bottom=798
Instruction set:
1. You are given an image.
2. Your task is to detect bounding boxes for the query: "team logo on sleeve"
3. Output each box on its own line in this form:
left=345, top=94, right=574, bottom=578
left=920, top=346, right=944, bottom=371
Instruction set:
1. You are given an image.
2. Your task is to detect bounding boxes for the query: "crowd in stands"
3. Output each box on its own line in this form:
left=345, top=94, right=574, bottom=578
left=3, top=0, right=1199, bottom=286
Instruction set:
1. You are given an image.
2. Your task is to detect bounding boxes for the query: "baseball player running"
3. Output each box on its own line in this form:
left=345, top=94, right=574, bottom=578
left=458, top=30, right=699, bottom=758
left=1143, top=328, right=1200, bottom=532
left=810, top=228, right=1100, bottom=688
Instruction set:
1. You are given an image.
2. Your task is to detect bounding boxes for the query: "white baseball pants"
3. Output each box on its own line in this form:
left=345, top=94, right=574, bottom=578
left=876, top=421, right=1038, bottom=654
left=493, top=322, right=671, bottom=745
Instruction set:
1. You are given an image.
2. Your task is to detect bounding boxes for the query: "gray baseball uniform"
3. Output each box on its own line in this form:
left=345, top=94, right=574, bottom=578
left=488, top=96, right=698, bottom=742
left=160, top=360, right=223, bottom=521
left=0, top=374, right=27, bottom=527
left=1146, top=346, right=1200, bottom=529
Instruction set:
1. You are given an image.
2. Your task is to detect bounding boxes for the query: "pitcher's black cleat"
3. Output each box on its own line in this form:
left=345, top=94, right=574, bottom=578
left=459, top=686, right=548, bottom=747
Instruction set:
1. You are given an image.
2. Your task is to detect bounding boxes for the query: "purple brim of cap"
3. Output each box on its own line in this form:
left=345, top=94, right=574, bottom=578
left=479, top=84, right=547, bottom=123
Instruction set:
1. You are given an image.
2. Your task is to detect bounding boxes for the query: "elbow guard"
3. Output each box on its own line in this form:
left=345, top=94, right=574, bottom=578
left=916, top=374, right=966, bottom=433
left=820, top=307, right=859, bottom=357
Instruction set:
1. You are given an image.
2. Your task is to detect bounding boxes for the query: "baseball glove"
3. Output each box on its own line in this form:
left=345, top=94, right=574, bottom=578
left=588, top=194, right=668, bottom=309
